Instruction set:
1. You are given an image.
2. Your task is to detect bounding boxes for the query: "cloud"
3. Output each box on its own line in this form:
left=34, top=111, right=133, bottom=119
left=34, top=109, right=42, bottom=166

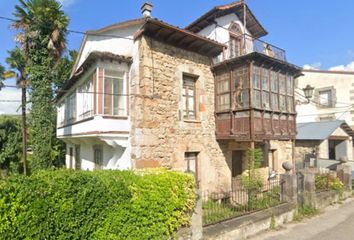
left=57, top=0, right=77, bottom=7
left=302, top=62, right=322, bottom=70
left=0, top=88, right=22, bottom=115
left=328, top=61, right=354, bottom=71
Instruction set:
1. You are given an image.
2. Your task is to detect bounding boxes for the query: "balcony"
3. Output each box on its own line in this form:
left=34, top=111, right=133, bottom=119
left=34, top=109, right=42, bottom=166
left=213, top=34, right=286, bottom=64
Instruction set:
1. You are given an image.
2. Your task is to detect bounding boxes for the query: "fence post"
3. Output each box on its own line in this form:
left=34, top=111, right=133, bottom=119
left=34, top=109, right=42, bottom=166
left=280, top=173, right=297, bottom=203
left=297, top=169, right=316, bottom=207
left=191, top=189, right=203, bottom=240
left=336, top=159, right=352, bottom=190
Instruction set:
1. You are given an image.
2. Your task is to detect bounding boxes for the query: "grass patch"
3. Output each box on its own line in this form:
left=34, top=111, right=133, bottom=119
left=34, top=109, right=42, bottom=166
left=293, top=205, right=319, bottom=222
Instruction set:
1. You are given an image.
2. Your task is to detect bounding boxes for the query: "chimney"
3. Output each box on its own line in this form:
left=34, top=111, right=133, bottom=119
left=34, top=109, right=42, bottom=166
left=141, top=2, right=153, bottom=18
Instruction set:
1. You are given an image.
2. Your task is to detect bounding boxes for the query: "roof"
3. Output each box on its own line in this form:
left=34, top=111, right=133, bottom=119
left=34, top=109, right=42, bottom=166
left=296, top=121, right=354, bottom=140
left=185, top=1, right=267, bottom=39
left=56, top=51, right=132, bottom=101
left=136, top=18, right=226, bottom=57
left=212, top=52, right=302, bottom=76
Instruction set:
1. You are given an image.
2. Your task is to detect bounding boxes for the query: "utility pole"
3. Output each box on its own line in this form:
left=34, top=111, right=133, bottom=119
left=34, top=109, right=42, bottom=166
left=21, top=81, right=27, bottom=175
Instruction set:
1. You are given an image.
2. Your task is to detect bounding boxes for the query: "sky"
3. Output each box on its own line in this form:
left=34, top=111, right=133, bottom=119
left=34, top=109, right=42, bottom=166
left=1, top=0, right=354, bottom=114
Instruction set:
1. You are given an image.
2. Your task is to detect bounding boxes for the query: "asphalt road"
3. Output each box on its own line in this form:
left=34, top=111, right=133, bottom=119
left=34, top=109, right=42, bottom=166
left=250, top=198, right=354, bottom=240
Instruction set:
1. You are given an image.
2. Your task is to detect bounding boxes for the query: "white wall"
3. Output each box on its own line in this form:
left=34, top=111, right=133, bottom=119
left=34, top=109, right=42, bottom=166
left=197, top=13, right=252, bottom=43
left=76, top=25, right=142, bottom=71
left=296, top=70, right=354, bottom=126
left=65, top=137, right=131, bottom=170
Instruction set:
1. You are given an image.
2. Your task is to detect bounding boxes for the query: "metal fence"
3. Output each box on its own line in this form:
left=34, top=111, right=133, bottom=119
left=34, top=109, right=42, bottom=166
left=202, top=179, right=283, bottom=226
left=212, top=34, right=287, bottom=64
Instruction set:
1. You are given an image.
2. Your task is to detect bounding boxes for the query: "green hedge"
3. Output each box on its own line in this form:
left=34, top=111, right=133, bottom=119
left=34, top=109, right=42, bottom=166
left=0, top=169, right=196, bottom=240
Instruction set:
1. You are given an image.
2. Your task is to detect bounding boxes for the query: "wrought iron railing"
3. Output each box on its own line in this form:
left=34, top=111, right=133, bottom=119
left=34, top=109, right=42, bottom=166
left=202, top=179, right=283, bottom=226
left=213, top=34, right=286, bottom=64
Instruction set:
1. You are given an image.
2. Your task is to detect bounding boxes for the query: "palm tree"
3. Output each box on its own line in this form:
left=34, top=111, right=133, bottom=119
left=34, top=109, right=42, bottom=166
left=6, top=47, right=28, bottom=175
left=12, top=0, right=69, bottom=170
left=0, top=64, right=4, bottom=90
left=13, top=0, right=69, bottom=58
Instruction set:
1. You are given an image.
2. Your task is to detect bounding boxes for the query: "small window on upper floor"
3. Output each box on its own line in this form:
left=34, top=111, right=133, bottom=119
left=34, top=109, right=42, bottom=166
left=182, top=75, right=197, bottom=120
left=319, top=90, right=333, bottom=107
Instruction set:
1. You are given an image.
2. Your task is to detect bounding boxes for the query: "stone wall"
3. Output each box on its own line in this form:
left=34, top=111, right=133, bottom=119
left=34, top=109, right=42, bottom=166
left=295, top=140, right=320, bottom=168
left=130, top=36, right=231, bottom=192
left=269, top=140, right=294, bottom=174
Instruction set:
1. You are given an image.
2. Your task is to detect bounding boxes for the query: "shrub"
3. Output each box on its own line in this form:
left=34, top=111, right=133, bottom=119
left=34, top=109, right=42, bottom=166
left=0, top=169, right=196, bottom=240
left=315, top=174, right=344, bottom=192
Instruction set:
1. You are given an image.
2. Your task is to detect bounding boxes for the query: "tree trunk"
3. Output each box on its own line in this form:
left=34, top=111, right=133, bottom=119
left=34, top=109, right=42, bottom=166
left=21, top=84, right=27, bottom=175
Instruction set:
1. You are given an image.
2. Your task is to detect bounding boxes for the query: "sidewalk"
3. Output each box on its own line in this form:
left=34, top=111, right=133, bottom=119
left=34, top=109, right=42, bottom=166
left=249, top=198, right=354, bottom=240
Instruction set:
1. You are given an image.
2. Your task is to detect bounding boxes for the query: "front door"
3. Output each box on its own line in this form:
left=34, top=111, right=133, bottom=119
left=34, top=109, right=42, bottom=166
left=232, top=150, right=244, bottom=177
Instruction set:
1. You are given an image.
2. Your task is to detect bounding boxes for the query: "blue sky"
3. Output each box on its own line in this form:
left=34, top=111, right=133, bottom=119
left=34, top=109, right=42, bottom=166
left=1, top=0, right=354, bottom=113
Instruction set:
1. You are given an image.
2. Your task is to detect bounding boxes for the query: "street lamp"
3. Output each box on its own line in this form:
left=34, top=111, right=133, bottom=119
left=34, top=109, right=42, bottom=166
left=302, top=84, right=314, bottom=103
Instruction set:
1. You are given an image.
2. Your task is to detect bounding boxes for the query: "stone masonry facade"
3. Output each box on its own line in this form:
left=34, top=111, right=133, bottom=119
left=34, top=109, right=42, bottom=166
left=130, top=36, right=231, bottom=192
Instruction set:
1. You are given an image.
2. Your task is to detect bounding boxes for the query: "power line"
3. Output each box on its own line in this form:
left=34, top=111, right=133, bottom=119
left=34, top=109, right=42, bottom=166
left=0, top=15, right=134, bottom=40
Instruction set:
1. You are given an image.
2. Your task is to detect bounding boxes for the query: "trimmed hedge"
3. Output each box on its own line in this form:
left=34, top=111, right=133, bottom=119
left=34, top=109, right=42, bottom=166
left=0, top=169, right=196, bottom=239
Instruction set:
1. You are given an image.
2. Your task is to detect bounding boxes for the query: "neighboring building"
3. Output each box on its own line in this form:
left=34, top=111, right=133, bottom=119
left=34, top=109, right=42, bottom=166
left=296, top=69, right=354, bottom=127
left=56, top=2, right=301, bottom=192
left=295, top=121, right=354, bottom=169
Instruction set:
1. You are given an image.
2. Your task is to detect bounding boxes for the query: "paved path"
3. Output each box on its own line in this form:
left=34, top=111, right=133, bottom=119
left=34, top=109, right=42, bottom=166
left=250, top=198, right=354, bottom=240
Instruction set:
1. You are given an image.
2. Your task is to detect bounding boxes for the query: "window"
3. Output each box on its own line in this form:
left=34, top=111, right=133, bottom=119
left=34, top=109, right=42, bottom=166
left=262, top=68, right=270, bottom=109
left=287, top=75, right=294, bottom=96
left=184, top=152, right=198, bottom=177
left=69, top=147, right=74, bottom=169
left=183, top=75, right=197, bottom=119
left=270, top=71, right=278, bottom=110
left=65, top=93, right=76, bottom=123
left=233, top=66, right=249, bottom=109
left=75, top=145, right=81, bottom=170
left=78, top=77, right=93, bottom=120
left=104, top=69, right=126, bottom=116
left=319, top=90, right=333, bottom=107
left=217, top=77, right=230, bottom=111
left=252, top=66, right=261, bottom=90
left=93, top=145, right=103, bottom=170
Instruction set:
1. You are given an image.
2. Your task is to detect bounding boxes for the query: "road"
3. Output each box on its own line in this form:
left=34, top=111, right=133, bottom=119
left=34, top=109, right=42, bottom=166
left=250, top=198, right=354, bottom=240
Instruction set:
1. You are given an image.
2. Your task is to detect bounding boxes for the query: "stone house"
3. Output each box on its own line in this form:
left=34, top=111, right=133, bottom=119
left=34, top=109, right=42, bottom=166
left=295, top=120, right=354, bottom=170
left=56, top=2, right=301, bottom=192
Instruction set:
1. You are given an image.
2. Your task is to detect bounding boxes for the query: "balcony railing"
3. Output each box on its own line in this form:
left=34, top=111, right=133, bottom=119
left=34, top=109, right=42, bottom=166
left=213, top=34, right=286, bottom=64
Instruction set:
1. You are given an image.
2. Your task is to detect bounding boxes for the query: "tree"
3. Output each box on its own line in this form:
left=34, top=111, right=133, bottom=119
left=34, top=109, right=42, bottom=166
left=0, top=64, right=6, bottom=90
left=0, top=116, right=22, bottom=174
left=6, top=47, right=29, bottom=175
left=13, top=0, right=69, bottom=170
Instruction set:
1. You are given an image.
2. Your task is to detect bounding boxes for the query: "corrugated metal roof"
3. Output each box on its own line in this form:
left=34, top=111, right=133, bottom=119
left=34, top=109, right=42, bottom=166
left=296, top=120, right=354, bottom=140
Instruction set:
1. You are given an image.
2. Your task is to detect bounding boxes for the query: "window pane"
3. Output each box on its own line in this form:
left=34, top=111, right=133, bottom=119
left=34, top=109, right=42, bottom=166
left=253, top=90, right=261, bottom=108
left=279, top=74, right=286, bottom=94
left=183, top=75, right=197, bottom=119
left=104, top=78, right=112, bottom=115
left=241, top=90, right=249, bottom=108
left=252, top=66, right=260, bottom=89
left=113, top=78, right=125, bottom=115
left=280, top=95, right=286, bottom=111
left=319, top=90, right=332, bottom=106
left=262, top=91, right=270, bottom=109
left=271, top=71, right=278, bottom=92
left=287, top=75, right=293, bottom=96
left=287, top=96, right=294, bottom=112
left=217, top=80, right=229, bottom=94
left=262, top=68, right=269, bottom=91
left=218, top=94, right=230, bottom=111
left=271, top=93, right=278, bottom=110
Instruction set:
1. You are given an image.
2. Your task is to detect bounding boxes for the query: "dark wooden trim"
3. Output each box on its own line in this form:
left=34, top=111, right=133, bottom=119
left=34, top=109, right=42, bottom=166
left=102, top=116, right=129, bottom=120
left=329, top=136, right=349, bottom=141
